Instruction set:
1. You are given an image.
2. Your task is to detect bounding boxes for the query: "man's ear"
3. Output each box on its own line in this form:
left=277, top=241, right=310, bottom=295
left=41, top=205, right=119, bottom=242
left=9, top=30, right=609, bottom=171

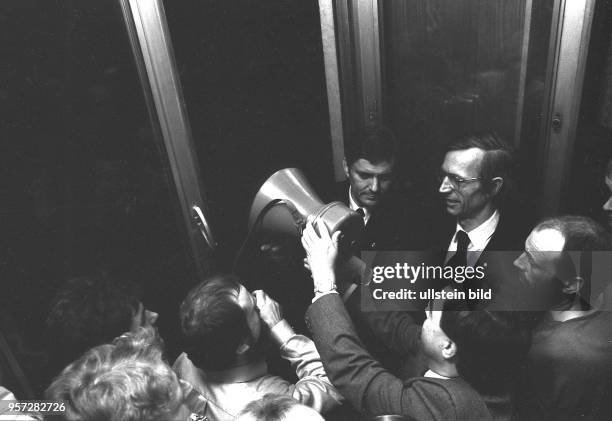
left=560, top=275, right=583, bottom=295
left=342, top=158, right=350, bottom=179
left=441, top=339, right=457, bottom=360
left=488, top=177, right=504, bottom=197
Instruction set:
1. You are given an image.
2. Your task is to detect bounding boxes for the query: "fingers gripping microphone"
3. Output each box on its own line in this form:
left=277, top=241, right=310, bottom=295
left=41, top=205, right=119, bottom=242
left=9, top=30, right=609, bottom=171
left=248, top=168, right=364, bottom=252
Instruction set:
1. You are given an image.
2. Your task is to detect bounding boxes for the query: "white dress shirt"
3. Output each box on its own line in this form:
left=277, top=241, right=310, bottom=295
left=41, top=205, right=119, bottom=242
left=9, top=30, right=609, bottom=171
left=445, top=210, right=500, bottom=266
left=424, top=370, right=451, bottom=379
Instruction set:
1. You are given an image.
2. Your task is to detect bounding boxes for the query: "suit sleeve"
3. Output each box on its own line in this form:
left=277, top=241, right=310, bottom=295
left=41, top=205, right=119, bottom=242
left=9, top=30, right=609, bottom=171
left=344, top=284, right=422, bottom=357
left=306, top=294, right=458, bottom=420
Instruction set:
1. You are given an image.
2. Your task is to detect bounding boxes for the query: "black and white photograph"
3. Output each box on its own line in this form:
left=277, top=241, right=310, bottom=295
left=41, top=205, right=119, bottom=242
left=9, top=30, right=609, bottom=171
left=1, top=0, right=612, bottom=420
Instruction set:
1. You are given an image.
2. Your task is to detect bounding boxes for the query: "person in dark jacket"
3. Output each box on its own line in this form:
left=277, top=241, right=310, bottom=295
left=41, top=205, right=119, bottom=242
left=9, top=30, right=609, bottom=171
left=513, top=215, right=612, bottom=421
left=300, top=220, right=530, bottom=421
left=331, top=125, right=423, bottom=251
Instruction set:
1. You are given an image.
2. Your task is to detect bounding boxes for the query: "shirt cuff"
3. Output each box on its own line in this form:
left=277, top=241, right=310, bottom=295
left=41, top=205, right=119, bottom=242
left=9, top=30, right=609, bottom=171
left=312, top=290, right=339, bottom=303
left=341, top=282, right=358, bottom=302
left=270, top=319, right=295, bottom=346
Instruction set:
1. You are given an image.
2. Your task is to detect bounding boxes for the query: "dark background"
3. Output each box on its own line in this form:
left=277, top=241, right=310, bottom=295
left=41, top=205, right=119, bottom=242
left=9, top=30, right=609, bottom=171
left=1, top=0, right=612, bottom=397
left=0, top=0, right=332, bottom=394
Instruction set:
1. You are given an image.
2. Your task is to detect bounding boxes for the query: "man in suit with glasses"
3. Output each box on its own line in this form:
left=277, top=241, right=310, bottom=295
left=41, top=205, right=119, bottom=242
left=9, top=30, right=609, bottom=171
left=434, top=132, right=529, bottom=308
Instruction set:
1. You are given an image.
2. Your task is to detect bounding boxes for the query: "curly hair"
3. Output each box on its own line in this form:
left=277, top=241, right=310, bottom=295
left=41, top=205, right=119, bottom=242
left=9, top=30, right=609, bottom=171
left=237, top=394, right=324, bottom=421
left=45, top=326, right=184, bottom=421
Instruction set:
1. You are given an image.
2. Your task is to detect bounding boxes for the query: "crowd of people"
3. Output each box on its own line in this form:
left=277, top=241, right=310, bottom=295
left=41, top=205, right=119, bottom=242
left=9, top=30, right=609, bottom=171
left=2, top=129, right=612, bottom=421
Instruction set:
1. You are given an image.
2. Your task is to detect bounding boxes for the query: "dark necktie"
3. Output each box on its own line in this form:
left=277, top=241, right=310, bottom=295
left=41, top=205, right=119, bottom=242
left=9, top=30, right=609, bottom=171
left=354, top=208, right=367, bottom=252
left=447, top=230, right=470, bottom=268
left=355, top=207, right=365, bottom=221
left=445, top=230, right=471, bottom=307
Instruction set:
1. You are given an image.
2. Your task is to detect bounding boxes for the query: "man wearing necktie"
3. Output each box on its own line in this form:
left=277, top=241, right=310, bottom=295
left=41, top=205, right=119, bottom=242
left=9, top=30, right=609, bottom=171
left=327, top=126, right=426, bottom=382
left=337, top=126, right=420, bottom=251
left=436, top=132, right=528, bottom=308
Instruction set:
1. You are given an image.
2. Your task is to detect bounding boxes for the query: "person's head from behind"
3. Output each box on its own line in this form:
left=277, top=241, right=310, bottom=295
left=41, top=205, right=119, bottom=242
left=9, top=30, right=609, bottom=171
left=513, top=215, right=612, bottom=308
left=343, top=126, right=398, bottom=210
left=420, top=297, right=530, bottom=394
left=438, top=132, right=514, bottom=230
left=236, top=394, right=324, bottom=421
left=179, top=274, right=263, bottom=371
left=45, top=326, right=190, bottom=421
left=46, top=275, right=158, bottom=368
left=602, top=157, right=612, bottom=230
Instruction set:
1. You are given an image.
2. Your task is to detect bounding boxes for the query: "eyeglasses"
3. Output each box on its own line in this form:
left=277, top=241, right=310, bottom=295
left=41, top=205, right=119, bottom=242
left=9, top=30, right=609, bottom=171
left=437, top=171, right=482, bottom=190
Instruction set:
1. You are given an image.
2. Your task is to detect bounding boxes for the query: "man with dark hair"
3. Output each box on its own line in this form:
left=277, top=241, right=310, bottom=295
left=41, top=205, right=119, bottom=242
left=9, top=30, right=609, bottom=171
left=513, top=215, right=612, bottom=420
left=437, top=131, right=524, bottom=257
left=173, top=274, right=342, bottom=420
left=44, top=275, right=157, bottom=382
left=45, top=326, right=193, bottom=421
left=434, top=132, right=528, bottom=308
left=301, top=221, right=530, bottom=420
left=250, top=127, right=403, bottom=334
left=236, top=394, right=324, bottom=421
left=335, top=125, right=418, bottom=250
left=437, top=300, right=529, bottom=396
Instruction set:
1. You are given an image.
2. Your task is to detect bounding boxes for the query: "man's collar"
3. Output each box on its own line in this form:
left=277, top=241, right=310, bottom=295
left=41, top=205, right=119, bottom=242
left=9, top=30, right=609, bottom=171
left=455, top=209, right=500, bottom=250
left=424, top=369, right=451, bottom=379
left=549, top=295, right=597, bottom=322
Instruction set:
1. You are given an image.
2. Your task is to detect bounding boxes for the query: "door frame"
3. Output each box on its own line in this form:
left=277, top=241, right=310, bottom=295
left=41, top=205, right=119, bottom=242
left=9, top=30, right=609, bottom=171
left=329, top=0, right=597, bottom=217
left=538, top=0, right=597, bottom=216
left=119, top=0, right=215, bottom=278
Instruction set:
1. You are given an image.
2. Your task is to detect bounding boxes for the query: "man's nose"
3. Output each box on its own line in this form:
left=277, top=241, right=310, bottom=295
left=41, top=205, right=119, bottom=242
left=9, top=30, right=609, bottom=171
left=370, top=176, right=379, bottom=192
left=513, top=253, right=525, bottom=269
left=603, top=196, right=612, bottom=211
left=439, top=176, right=452, bottom=193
